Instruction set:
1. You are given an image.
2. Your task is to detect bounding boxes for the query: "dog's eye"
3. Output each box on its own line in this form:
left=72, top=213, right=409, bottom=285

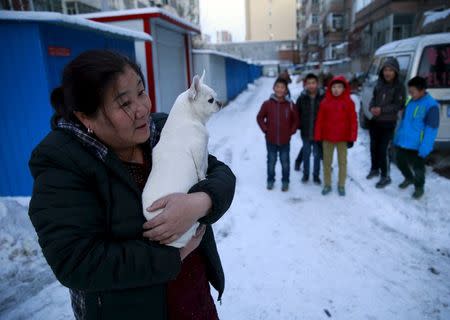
left=208, top=98, right=214, bottom=104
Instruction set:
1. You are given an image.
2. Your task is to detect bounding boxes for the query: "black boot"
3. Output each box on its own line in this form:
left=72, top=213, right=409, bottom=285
left=398, top=179, right=413, bottom=189
left=366, top=170, right=379, bottom=180
left=294, top=161, right=301, bottom=171
left=412, top=187, right=424, bottom=199
left=301, top=175, right=309, bottom=183
left=376, top=176, right=391, bottom=189
left=313, top=175, right=321, bottom=185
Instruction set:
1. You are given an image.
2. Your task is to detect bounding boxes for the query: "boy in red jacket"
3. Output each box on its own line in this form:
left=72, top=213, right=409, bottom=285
left=314, top=76, right=357, bottom=196
left=257, top=78, right=299, bottom=191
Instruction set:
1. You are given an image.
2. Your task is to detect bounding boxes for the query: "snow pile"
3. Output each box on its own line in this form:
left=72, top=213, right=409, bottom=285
left=0, top=197, right=72, bottom=319
left=1, top=77, right=449, bottom=319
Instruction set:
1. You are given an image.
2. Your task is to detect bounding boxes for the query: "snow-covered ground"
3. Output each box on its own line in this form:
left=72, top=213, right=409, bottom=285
left=1, top=77, right=449, bottom=320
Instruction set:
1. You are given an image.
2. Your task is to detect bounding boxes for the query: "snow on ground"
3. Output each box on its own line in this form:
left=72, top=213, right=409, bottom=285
left=1, top=77, right=450, bottom=320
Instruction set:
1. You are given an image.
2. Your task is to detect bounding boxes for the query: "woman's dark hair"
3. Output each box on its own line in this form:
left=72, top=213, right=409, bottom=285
left=50, top=50, right=145, bottom=125
left=407, top=76, right=427, bottom=91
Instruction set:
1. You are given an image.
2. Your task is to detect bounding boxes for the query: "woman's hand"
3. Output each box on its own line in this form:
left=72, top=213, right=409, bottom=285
left=179, top=224, right=207, bottom=261
left=142, top=192, right=212, bottom=244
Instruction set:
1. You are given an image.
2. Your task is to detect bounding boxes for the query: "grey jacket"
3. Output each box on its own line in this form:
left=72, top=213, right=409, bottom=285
left=369, top=57, right=406, bottom=125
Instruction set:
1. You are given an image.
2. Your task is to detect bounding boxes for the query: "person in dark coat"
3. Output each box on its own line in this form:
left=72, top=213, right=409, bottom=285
left=367, top=57, right=406, bottom=188
left=257, top=78, right=299, bottom=191
left=278, top=69, right=293, bottom=98
left=295, top=73, right=325, bottom=184
left=28, top=50, right=236, bottom=320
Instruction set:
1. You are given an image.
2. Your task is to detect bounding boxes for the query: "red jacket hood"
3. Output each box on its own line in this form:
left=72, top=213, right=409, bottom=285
left=325, top=76, right=352, bottom=102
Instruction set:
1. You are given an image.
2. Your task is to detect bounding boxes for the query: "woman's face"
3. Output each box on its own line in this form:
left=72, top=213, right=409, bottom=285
left=87, top=66, right=152, bottom=151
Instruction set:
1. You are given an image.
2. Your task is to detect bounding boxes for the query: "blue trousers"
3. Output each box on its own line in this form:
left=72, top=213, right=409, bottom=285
left=266, top=141, right=290, bottom=184
left=302, top=138, right=321, bottom=178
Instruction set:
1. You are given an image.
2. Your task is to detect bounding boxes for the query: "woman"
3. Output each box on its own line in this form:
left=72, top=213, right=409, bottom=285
left=28, top=50, right=236, bottom=319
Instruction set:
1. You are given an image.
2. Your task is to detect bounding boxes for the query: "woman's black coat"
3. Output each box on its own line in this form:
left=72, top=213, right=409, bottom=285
left=28, top=113, right=236, bottom=319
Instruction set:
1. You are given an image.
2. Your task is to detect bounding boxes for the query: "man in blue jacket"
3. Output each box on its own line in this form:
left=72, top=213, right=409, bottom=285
left=394, top=76, right=440, bottom=199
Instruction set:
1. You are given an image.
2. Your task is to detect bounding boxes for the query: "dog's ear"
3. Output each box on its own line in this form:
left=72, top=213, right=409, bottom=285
left=188, top=75, right=201, bottom=101
left=200, top=69, right=206, bottom=83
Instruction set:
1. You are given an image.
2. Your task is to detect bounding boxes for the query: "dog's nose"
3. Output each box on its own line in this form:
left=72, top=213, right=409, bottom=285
left=216, top=101, right=223, bottom=108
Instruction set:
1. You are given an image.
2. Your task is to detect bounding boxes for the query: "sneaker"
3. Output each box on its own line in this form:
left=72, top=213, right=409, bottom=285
left=398, top=179, right=413, bottom=189
left=338, top=186, right=346, bottom=196
left=281, top=183, right=289, bottom=192
left=294, top=161, right=301, bottom=172
left=313, top=176, right=322, bottom=185
left=412, top=187, right=424, bottom=199
left=267, top=181, right=274, bottom=190
left=375, top=176, right=391, bottom=189
left=366, top=170, right=379, bottom=180
left=301, top=175, right=309, bottom=183
left=321, top=186, right=332, bottom=195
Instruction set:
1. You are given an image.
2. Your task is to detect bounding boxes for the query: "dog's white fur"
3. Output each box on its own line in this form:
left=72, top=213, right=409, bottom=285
left=142, top=71, right=222, bottom=248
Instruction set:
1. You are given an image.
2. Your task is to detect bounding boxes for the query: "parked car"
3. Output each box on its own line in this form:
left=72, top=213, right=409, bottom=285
left=360, top=32, right=450, bottom=149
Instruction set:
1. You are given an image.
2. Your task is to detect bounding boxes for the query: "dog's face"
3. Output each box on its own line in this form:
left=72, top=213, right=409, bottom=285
left=187, top=71, right=223, bottom=122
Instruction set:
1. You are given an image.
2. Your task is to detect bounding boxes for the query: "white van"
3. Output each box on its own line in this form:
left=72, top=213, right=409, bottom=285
left=360, top=33, right=450, bottom=149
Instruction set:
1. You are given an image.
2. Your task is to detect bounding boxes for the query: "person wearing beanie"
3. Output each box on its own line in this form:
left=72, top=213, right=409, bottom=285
left=367, top=57, right=406, bottom=189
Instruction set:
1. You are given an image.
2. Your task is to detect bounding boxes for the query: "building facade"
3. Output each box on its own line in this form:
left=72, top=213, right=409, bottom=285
left=0, top=0, right=200, bottom=24
left=216, top=30, right=233, bottom=43
left=246, top=0, right=297, bottom=41
left=349, top=0, right=448, bottom=72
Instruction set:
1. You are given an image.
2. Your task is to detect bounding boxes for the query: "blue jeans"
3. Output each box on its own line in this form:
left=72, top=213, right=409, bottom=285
left=302, top=138, right=321, bottom=178
left=266, top=141, right=290, bottom=184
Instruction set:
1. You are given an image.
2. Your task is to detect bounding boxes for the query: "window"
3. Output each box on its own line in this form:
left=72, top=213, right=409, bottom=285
left=66, top=2, right=77, bottom=14
left=312, top=14, right=319, bottom=24
left=367, top=57, right=381, bottom=83
left=332, top=14, right=343, bottom=30
left=395, top=55, right=411, bottom=83
left=418, top=44, right=450, bottom=88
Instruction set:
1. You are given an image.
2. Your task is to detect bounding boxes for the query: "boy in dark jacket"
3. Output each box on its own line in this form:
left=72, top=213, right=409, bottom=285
left=295, top=73, right=325, bottom=184
left=367, top=57, right=406, bottom=188
left=257, top=78, right=299, bottom=191
left=393, top=76, right=440, bottom=199
left=315, top=76, right=357, bottom=196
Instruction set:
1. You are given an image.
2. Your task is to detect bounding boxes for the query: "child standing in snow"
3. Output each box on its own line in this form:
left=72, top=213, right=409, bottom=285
left=393, top=76, right=440, bottom=199
left=314, top=76, right=357, bottom=196
left=257, top=78, right=299, bottom=191
left=295, top=73, right=325, bottom=184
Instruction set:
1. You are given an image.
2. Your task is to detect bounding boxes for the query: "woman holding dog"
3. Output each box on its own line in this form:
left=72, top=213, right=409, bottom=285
left=28, top=50, right=236, bottom=320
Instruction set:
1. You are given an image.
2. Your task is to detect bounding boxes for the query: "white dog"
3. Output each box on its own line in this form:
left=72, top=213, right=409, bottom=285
left=142, top=71, right=223, bottom=248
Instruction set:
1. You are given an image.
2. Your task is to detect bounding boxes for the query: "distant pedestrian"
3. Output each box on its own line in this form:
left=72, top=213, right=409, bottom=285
left=393, top=76, right=440, bottom=199
left=278, top=69, right=293, bottom=98
left=257, top=78, right=299, bottom=191
left=314, top=76, right=358, bottom=196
